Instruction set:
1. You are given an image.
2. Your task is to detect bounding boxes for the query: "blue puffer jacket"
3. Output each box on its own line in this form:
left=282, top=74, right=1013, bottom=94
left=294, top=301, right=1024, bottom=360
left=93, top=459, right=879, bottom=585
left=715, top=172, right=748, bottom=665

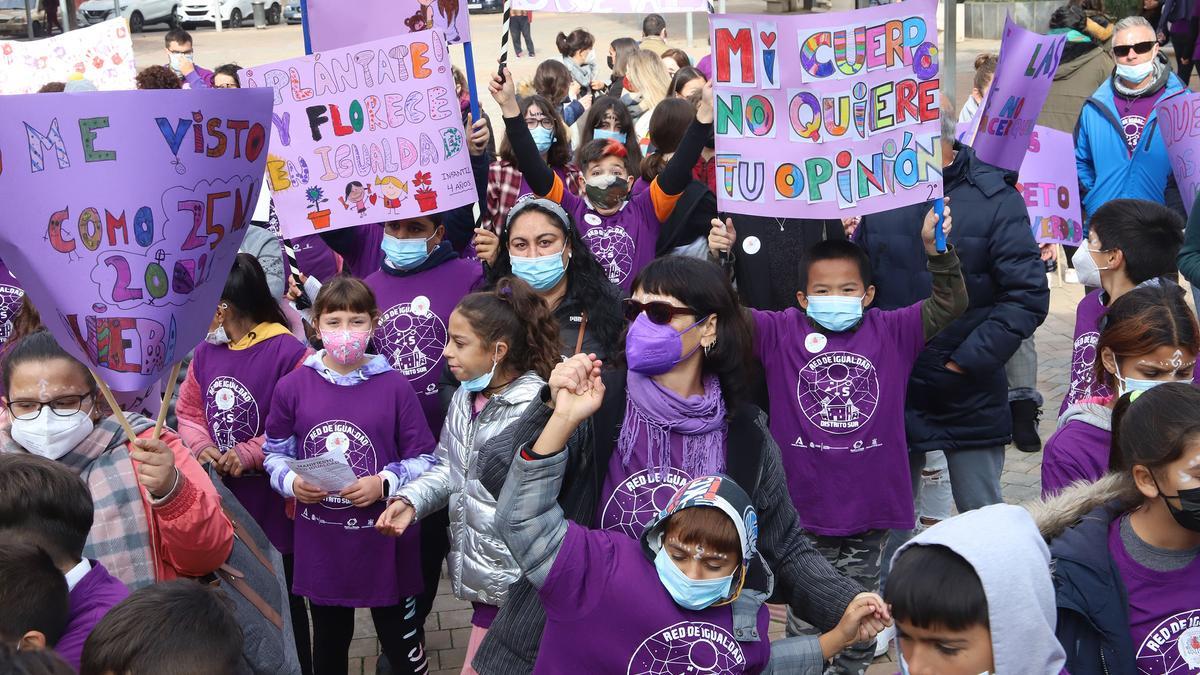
left=858, top=145, right=1049, bottom=451
left=1075, top=67, right=1188, bottom=222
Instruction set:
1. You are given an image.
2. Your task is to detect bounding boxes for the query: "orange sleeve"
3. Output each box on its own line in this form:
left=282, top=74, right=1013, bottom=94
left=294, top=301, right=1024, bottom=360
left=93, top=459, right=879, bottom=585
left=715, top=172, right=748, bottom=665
left=542, top=173, right=565, bottom=204
left=649, top=178, right=684, bottom=223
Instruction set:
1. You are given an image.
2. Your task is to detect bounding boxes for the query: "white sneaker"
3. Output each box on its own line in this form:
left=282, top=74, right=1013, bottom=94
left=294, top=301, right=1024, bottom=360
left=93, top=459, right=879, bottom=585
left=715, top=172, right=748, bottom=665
left=874, top=624, right=896, bottom=658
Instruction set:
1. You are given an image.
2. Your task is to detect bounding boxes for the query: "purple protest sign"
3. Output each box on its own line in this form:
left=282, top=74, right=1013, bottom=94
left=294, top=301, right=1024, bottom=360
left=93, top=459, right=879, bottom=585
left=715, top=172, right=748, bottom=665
left=511, top=0, right=705, bottom=12
left=0, top=88, right=273, bottom=391
left=970, top=18, right=1065, bottom=172
left=306, top=0, right=471, bottom=48
left=1156, top=91, right=1200, bottom=215
left=710, top=0, right=943, bottom=219
left=1017, top=126, right=1083, bottom=246
left=242, top=30, right=476, bottom=240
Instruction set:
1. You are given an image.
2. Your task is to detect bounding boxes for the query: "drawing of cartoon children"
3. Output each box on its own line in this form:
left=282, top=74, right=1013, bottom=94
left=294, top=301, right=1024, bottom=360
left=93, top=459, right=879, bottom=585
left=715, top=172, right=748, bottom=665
left=437, top=0, right=461, bottom=41
left=375, top=175, right=409, bottom=214
left=339, top=181, right=376, bottom=216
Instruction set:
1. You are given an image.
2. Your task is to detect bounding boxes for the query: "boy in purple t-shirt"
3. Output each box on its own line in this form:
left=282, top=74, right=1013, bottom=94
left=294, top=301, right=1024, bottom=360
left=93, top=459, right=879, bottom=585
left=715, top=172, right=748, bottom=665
left=0, top=454, right=129, bottom=671
left=714, top=205, right=966, bottom=671
left=1060, top=199, right=1184, bottom=415
left=494, top=369, right=892, bottom=674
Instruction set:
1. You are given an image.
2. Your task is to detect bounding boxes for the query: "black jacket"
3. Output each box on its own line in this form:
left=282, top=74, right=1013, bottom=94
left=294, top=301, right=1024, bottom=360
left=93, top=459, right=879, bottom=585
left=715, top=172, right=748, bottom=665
left=719, top=216, right=845, bottom=311
left=471, top=370, right=863, bottom=674
left=858, top=145, right=1049, bottom=451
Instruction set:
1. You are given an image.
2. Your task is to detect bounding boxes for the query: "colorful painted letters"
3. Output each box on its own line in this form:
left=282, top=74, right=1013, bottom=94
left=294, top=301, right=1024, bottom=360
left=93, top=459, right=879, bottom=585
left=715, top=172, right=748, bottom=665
left=711, top=0, right=942, bottom=219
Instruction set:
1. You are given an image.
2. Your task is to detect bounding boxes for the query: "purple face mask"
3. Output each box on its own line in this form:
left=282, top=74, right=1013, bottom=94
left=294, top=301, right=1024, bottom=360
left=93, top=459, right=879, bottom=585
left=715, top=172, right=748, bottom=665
left=624, top=313, right=708, bottom=375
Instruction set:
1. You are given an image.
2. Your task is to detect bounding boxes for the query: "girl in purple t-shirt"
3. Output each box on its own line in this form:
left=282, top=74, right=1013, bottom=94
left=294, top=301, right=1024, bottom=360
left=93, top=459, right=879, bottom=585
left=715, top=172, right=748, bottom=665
left=175, top=254, right=313, bottom=672
left=1042, top=382, right=1200, bottom=675
left=263, top=276, right=437, bottom=675
left=1042, top=283, right=1199, bottom=497
left=376, top=277, right=560, bottom=670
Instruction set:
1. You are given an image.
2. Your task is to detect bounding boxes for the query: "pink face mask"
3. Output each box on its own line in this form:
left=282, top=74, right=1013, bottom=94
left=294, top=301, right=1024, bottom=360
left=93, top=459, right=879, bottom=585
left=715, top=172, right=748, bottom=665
left=321, top=329, right=372, bottom=366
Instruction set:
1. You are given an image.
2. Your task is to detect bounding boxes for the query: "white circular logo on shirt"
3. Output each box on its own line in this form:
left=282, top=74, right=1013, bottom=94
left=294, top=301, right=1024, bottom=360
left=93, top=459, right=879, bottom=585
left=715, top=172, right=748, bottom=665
left=796, top=351, right=880, bottom=435
left=0, top=284, right=24, bottom=344
left=376, top=300, right=447, bottom=382
left=302, top=420, right=376, bottom=516
left=1138, top=610, right=1200, bottom=672
left=600, top=467, right=692, bottom=539
left=804, top=333, right=827, bottom=354
left=741, top=236, right=761, bottom=255
left=627, top=621, right=747, bottom=674
left=204, top=376, right=259, bottom=452
left=584, top=213, right=603, bottom=226
left=582, top=226, right=636, bottom=286
left=1066, top=331, right=1099, bottom=405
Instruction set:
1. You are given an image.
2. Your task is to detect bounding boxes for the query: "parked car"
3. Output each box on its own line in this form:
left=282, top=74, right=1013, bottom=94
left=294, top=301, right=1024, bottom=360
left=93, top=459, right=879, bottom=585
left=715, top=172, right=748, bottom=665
left=176, top=0, right=280, bottom=28
left=468, top=0, right=502, bottom=13
left=0, top=0, right=48, bottom=37
left=77, top=0, right=177, bottom=32
left=284, top=0, right=298, bottom=23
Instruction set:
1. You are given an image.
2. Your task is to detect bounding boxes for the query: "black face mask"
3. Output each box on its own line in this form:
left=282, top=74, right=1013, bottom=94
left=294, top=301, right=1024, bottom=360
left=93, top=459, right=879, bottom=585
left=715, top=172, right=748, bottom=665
left=607, top=55, right=614, bottom=70
left=1155, top=476, right=1200, bottom=532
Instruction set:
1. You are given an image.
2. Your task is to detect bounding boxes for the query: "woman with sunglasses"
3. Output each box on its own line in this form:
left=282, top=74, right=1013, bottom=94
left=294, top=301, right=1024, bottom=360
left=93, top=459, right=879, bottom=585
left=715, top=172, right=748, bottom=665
left=483, top=95, right=582, bottom=235
left=1075, top=16, right=1187, bottom=221
left=0, top=331, right=233, bottom=589
left=470, top=255, right=869, bottom=674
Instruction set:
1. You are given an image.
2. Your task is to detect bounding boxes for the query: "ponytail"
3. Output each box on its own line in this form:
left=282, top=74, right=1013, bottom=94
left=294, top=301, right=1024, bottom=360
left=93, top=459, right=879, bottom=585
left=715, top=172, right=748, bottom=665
left=222, top=253, right=291, bottom=328
left=556, top=29, right=594, bottom=58
left=455, top=277, right=560, bottom=380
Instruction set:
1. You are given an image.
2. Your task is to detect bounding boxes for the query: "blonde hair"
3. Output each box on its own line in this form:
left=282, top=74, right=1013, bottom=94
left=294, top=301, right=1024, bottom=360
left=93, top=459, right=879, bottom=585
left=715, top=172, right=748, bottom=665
left=625, top=49, right=671, bottom=111
left=375, top=175, right=407, bottom=191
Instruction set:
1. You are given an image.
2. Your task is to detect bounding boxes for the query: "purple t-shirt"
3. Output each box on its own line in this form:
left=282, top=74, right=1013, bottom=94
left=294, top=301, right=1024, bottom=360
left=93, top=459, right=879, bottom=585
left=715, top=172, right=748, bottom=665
left=595, top=427, right=706, bottom=539
left=56, top=561, right=129, bottom=671
left=364, top=257, right=483, bottom=437
left=1040, top=415, right=1112, bottom=498
left=535, top=523, right=771, bottom=674
left=1060, top=290, right=1110, bottom=416
left=193, top=335, right=308, bottom=554
left=752, top=304, right=924, bottom=536
left=560, top=188, right=660, bottom=292
left=265, top=366, right=435, bottom=607
left=1108, top=516, right=1200, bottom=674
left=1114, top=89, right=1166, bottom=154
left=288, top=234, right=341, bottom=282
left=0, top=258, right=23, bottom=347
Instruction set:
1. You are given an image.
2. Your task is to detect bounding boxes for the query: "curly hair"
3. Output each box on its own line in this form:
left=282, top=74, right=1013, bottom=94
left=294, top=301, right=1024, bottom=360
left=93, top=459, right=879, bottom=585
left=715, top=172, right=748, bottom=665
left=487, top=202, right=623, bottom=356
left=454, top=276, right=561, bottom=380
left=135, top=65, right=182, bottom=90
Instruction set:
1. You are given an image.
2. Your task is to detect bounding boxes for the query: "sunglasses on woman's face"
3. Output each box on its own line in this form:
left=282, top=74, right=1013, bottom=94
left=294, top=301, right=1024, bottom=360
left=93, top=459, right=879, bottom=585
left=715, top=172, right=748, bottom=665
left=622, top=299, right=696, bottom=325
left=1114, top=41, right=1155, bottom=57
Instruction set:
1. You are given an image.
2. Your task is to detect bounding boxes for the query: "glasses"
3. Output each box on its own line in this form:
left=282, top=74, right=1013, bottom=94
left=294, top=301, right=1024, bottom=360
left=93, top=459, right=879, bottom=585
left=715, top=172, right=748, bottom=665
left=622, top=299, right=697, bottom=325
left=7, top=392, right=95, bottom=421
left=525, top=116, right=555, bottom=130
left=168, top=48, right=194, bottom=56
left=1114, top=41, right=1155, bottom=57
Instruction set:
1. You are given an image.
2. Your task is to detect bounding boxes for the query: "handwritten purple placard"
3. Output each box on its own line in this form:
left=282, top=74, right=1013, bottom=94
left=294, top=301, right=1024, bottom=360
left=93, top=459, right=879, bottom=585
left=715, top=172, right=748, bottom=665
left=1156, top=91, right=1200, bottom=215
left=710, top=0, right=943, bottom=219
left=242, top=30, right=477, bottom=239
left=970, top=17, right=1065, bottom=172
left=1018, top=126, right=1083, bottom=246
left=0, top=88, right=273, bottom=390
left=306, top=0, right=470, bottom=47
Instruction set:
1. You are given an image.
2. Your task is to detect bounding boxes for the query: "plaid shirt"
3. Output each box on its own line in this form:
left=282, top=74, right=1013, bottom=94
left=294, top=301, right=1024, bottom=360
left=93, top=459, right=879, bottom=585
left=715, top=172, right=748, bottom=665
left=486, top=160, right=582, bottom=233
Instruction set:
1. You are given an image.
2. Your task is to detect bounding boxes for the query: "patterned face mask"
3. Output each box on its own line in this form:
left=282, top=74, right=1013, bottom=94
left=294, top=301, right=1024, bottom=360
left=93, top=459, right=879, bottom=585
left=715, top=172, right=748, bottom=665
left=321, top=329, right=371, bottom=366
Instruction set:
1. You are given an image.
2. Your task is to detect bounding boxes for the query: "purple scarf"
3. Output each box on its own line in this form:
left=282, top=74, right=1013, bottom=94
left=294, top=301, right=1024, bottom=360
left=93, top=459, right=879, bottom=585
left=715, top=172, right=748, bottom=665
left=617, top=371, right=727, bottom=480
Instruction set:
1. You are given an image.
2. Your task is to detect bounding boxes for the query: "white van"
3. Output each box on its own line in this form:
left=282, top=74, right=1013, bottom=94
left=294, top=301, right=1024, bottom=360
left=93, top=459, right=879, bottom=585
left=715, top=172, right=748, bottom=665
left=176, top=0, right=281, bottom=28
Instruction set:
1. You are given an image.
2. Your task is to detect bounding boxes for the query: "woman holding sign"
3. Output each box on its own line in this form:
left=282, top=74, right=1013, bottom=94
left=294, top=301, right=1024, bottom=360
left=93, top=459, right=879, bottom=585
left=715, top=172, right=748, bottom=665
left=0, top=331, right=234, bottom=589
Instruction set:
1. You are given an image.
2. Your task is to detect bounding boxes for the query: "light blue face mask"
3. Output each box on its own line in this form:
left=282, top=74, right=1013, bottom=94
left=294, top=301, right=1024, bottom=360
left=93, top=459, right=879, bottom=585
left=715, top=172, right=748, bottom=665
left=461, top=357, right=498, bottom=393
left=511, top=248, right=568, bottom=290
left=531, top=127, right=555, bottom=153
left=805, top=295, right=864, bottom=332
left=380, top=233, right=434, bottom=270
left=1114, top=363, right=1171, bottom=397
left=653, top=545, right=733, bottom=611
left=593, top=128, right=627, bottom=145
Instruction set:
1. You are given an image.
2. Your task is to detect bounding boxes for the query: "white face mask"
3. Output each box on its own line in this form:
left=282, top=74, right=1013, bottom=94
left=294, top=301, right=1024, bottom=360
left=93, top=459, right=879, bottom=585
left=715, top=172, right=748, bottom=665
left=11, top=409, right=96, bottom=461
left=205, top=325, right=230, bottom=345
left=1070, top=245, right=1107, bottom=288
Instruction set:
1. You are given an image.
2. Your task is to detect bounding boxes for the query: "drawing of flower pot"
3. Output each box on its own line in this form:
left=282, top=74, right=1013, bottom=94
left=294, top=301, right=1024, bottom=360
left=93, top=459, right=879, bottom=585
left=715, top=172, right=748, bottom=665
left=307, top=209, right=332, bottom=229
left=412, top=171, right=438, bottom=212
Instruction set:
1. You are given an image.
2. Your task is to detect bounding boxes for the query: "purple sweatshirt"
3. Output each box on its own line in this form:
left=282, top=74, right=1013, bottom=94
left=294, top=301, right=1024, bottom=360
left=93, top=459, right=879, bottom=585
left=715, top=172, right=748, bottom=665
left=56, top=561, right=129, bottom=670
left=264, top=353, right=436, bottom=607
left=1041, top=399, right=1113, bottom=498
left=183, top=64, right=215, bottom=89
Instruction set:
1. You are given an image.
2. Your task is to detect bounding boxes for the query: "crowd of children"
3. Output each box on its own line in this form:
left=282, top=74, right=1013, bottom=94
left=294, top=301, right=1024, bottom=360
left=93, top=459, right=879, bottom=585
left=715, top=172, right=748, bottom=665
left=3, top=9, right=1200, bottom=675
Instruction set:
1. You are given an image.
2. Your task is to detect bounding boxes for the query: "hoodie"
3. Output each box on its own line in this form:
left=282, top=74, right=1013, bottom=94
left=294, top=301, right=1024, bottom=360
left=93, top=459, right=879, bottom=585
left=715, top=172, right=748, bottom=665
left=1041, top=399, right=1113, bottom=498
left=895, top=504, right=1068, bottom=675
